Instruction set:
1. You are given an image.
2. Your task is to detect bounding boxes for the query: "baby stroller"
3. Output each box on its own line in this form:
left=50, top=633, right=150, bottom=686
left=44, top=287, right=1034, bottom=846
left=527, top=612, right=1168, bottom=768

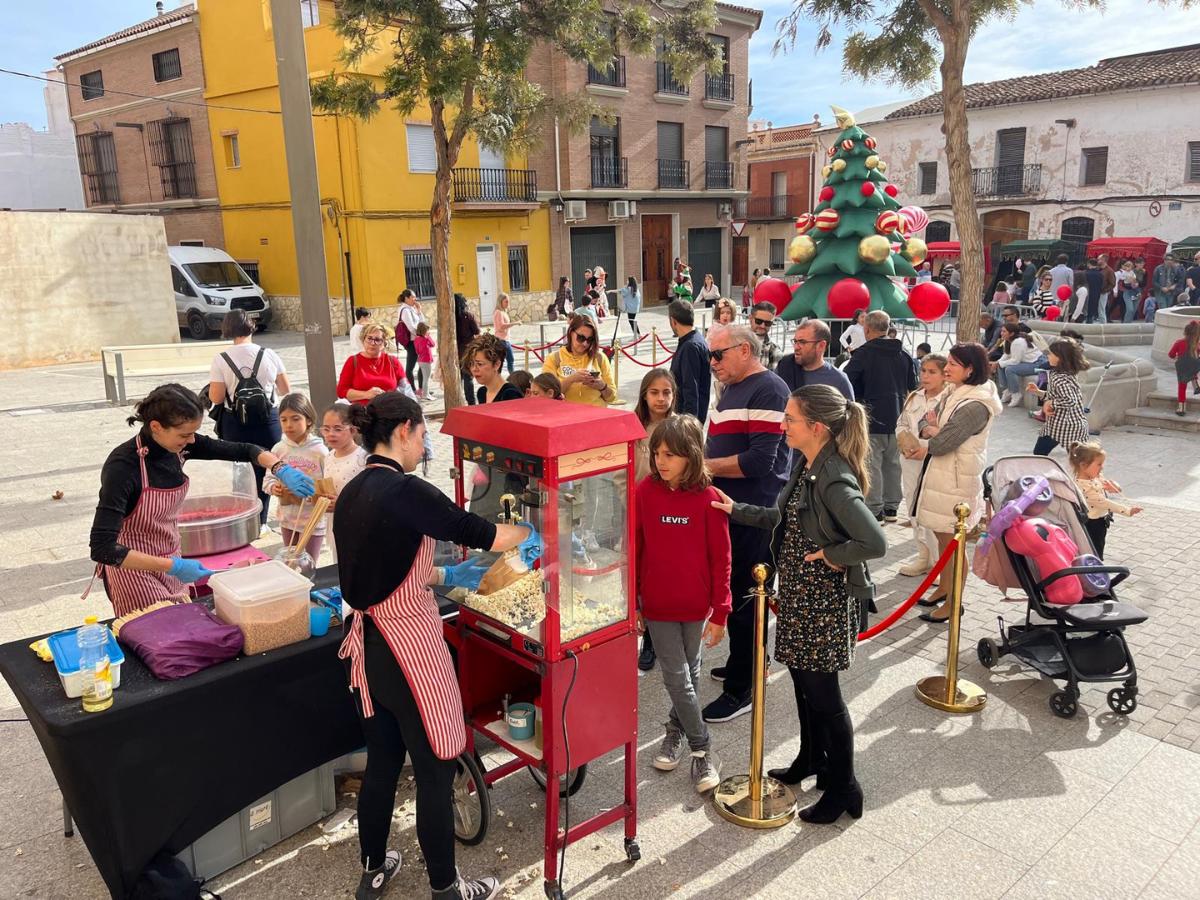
left=974, top=455, right=1148, bottom=719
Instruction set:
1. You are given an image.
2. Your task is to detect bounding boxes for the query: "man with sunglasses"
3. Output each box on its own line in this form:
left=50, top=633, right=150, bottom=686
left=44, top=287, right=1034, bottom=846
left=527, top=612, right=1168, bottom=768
left=775, top=319, right=853, bottom=400
left=750, top=301, right=782, bottom=369
left=702, top=324, right=790, bottom=724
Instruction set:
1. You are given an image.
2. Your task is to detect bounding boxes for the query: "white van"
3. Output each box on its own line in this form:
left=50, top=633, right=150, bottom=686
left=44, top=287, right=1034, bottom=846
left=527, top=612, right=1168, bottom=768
left=169, top=246, right=272, bottom=340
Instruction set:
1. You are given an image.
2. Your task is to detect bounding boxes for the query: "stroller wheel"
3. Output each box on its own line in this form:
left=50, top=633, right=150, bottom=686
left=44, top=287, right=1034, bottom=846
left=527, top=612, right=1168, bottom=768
left=1049, top=690, right=1078, bottom=719
left=977, top=638, right=1000, bottom=669
left=1107, top=687, right=1137, bottom=716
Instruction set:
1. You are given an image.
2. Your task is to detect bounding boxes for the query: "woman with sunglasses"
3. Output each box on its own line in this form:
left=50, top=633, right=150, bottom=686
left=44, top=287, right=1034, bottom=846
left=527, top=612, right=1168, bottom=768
left=1028, top=272, right=1056, bottom=318
left=541, top=314, right=616, bottom=406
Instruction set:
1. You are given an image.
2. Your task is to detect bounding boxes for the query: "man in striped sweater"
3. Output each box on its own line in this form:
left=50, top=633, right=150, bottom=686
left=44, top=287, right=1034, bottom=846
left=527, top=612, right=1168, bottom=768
left=702, top=324, right=791, bottom=723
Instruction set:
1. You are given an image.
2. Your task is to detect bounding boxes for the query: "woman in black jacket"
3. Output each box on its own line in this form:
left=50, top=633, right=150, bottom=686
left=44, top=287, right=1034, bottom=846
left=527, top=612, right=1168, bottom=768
left=713, top=385, right=887, bottom=823
left=454, top=293, right=481, bottom=405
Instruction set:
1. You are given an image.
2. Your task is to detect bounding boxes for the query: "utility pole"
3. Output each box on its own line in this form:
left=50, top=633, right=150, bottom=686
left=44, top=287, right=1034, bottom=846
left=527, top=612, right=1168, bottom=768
left=269, top=0, right=336, bottom=409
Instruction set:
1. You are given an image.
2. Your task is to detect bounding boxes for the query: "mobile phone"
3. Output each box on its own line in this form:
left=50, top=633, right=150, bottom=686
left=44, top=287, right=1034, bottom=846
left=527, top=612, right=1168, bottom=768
left=589, top=370, right=600, bottom=378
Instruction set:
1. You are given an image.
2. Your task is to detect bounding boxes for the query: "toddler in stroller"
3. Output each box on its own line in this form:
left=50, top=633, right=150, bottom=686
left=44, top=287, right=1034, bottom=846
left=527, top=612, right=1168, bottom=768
left=973, top=455, right=1148, bottom=719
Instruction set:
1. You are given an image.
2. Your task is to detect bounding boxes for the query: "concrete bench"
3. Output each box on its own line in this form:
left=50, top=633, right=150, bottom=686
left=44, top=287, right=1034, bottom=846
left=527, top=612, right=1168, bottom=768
left=101, top=341, right=233, bottom=405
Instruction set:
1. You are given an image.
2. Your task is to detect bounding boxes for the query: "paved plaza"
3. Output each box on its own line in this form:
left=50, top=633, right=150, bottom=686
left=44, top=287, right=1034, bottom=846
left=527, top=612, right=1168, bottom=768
left=2, top=311, right=1199, bottom=899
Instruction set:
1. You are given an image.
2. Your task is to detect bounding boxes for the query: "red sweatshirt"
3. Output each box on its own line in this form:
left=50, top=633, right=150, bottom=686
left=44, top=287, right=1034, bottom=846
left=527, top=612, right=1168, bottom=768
left=635, top=477, right=732, bottom=626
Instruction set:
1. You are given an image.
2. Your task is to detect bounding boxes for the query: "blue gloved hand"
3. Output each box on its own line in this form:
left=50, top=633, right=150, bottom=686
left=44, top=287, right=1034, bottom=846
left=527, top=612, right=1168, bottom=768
left=518, top=524, right=543, bottom=568
left=276, top=464, right=315, bottom=498
left=442, top=557, right=491, bottom=590
left=168, top=556, right=214, bottom=583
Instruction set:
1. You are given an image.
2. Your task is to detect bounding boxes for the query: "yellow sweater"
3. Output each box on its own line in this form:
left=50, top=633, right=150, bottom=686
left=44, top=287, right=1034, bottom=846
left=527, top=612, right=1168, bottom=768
left=542, top=348, right=614, bottom=407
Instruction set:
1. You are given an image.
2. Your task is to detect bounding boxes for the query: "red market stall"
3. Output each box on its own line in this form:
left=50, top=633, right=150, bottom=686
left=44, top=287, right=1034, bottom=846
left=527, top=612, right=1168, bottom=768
left=926, top=241, right=991, bottom=277
left=1086, top=237, right=1168, bottom=315
left=441, top=398, right=645, bottom=900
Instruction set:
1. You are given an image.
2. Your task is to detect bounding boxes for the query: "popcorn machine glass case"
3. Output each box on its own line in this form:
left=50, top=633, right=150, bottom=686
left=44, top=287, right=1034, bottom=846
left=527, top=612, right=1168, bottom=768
left=442, top=399, right=646, bottom=660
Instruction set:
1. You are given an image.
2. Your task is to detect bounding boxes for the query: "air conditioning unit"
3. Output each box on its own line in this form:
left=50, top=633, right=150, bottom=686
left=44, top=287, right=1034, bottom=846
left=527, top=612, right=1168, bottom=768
left=718, top=201, right=733, bottom=220
left=609, top=200, right=634, bottom=220
left=564, top=200, right=587, bottom=222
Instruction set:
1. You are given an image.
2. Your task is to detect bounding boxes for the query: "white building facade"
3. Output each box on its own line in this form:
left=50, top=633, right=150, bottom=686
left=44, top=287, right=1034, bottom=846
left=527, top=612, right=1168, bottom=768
left=852, top=45, right=1200, bottom=262
left=0, top=72, right=84, bottom=211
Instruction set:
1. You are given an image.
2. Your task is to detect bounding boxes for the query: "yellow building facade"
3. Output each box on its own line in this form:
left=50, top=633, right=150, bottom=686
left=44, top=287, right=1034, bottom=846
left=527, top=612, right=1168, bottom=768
left=197, top=0, right=551, bottom=330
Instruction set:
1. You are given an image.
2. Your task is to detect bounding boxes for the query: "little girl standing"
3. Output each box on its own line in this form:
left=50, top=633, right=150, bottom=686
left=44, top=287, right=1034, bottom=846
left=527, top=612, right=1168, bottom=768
left=1168, top=320, right=1200, bottom=416
left=896, top=354, right=947, bottom=576
left=636, top=415, right=730, bottom=794
left=263, top=393, right=329, bottom=561
left=1027, top=338, right=1091, bottom=456
left=1069, top=443, right=1142, bottom=559
left=412, top=322, right=436, bottom=401
left=633, top=368, right=678, bottom=483
left=319, top=403, right=368, bottom=562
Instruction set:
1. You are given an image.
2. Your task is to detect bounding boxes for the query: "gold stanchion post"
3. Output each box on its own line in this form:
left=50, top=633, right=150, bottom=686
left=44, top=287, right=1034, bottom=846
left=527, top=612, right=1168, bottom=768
left=651, top=327, right=658, bottom=367
left=523, top=344, right=530, bottom=372
left=916, top=503, right=987, bottom=713
left=714, top=564, right=798, bottom=828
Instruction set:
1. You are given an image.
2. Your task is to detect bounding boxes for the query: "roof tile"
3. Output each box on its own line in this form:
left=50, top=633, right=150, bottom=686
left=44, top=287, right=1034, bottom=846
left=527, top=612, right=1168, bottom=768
left=55, top=4, right=195, bottom=61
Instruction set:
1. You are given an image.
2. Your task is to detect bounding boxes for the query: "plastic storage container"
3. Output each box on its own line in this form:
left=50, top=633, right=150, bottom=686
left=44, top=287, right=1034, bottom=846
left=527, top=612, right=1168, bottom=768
left=209, top=560, right=312, bottom=655
left=48, top=626, right=125, bottom=699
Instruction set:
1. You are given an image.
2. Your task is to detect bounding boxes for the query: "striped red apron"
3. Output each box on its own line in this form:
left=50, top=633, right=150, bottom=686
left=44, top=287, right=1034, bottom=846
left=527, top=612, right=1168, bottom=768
left=339, top=532, right=467, bottom=761
left=88, top=434, right=190, bottom=618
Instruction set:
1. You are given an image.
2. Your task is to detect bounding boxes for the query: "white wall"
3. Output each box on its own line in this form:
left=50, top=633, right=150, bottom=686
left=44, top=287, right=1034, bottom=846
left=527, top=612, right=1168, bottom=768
left=860, top=85, right=1200, bottom=245
left=0, top=73, right=84, bottom=211
left=0, top=211, right=180, bottom=369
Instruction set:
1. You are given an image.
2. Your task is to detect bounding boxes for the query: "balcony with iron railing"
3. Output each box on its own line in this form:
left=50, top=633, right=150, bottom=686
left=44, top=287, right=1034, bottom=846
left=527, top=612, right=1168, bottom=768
left=655, top=62, right=689, bottom=96
left=591, top=155, right=628, bottom=188
left=705, top=160, right=733, bottom=190
left=587, top=55, right=626, bottom=88
left=736, top=194, right=802, bottom=220
left=704, top=73, right=734, bottom=103
left=971, top=164, right=1042, bottom=198
left=657, top=158, right=690, bottom=189
left=451, top=167, right=538, bottom=204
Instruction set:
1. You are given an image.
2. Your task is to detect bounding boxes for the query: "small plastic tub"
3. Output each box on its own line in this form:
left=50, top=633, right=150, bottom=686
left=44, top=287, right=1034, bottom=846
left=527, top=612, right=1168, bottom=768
left=507, top=702, right=535, bottom=741
left=48, top=626, right=125, bottom=699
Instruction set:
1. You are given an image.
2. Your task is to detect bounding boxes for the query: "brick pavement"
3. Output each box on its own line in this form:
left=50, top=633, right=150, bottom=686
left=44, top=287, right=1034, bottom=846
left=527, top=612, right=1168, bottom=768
left=2, top=313, right=1200, bottom=898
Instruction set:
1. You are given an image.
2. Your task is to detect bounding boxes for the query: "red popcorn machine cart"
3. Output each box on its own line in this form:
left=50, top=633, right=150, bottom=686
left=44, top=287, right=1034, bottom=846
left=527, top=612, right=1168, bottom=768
left=441, top=398, right=645, bottom=900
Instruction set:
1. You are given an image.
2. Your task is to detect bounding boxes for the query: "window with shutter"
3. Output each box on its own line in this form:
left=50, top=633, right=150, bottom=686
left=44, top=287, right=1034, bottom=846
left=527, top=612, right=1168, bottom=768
left=926, top=221, right=951, bottom=243
left=1188, top=142, right=1200, bottom=183
left=152, top=49, right=181, bottom=82
left=918, top=162, right=937, bottom=194
left=76, top=131, right=119, bottom=203
left=769, top=239, right=786, bottom=270
left=407, top=124, right=437, bottom=173
left=403, top=250, right=436, bottom=299
left=1081, top=147, right=1107, bottom=186
left=80, top=71, right=104, bottom=101
left=507, top=246, right=529, bottom=292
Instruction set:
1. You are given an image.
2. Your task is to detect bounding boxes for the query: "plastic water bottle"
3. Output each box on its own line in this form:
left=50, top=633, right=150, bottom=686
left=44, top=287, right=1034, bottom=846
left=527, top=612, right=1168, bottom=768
left=78, top=616, right=113, bottom=713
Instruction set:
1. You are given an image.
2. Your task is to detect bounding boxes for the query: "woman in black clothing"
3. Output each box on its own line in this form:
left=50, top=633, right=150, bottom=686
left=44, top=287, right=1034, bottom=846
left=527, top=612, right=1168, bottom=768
left=463, top=333, right=524, bottom=405
left=454, top=293, right=481, bottom=405
left=713, top=385, right=886, bottom=824
left=336, top=393, right=540, bottom=900
left=554, top=275, right=573, bottom=316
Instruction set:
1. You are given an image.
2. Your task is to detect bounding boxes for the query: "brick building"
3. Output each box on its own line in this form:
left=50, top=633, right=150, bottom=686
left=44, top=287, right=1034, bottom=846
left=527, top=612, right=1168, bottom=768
left=55, top=3, right=223, bottom=248
left=526, top=3, right=761, bottom=305
left=738, top=120, right=818, bottom=281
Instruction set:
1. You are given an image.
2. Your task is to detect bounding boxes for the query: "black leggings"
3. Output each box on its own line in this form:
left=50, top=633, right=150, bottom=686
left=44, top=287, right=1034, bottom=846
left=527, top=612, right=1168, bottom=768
left=788, top=668, right=855, bottom=791
left=627, top=312, right=641, bottom=338
left=404, top=341, right=420, bottom=387
left=1033, top=435, right=1059, bottom=456
left=1085, top=515, right=1110, bottom=559
left=353, top=622, right=457, bottom=890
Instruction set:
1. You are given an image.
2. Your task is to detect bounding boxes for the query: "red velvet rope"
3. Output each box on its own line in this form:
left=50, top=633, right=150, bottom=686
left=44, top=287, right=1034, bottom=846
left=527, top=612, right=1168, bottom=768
left=514, top=335, right=565, bottom=353
left=619, top=345, right=674, bottom=366
left=655, top=333, right=675, bottom=353
left=857, top=537, right=960, bottom=641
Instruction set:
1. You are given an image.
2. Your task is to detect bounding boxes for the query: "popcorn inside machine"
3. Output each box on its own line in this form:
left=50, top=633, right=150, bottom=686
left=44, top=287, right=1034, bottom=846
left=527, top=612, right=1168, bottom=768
left=441, top=398, right=645, bottom=899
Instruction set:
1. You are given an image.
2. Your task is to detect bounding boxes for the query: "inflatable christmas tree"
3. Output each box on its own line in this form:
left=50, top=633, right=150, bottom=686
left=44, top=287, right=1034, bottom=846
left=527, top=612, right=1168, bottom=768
left=782, top=106, right=929, bottom=321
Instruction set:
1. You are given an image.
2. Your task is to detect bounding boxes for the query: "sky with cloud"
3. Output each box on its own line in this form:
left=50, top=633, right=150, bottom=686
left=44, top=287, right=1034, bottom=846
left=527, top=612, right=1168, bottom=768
left=1, top=0, right=1196, bottom=130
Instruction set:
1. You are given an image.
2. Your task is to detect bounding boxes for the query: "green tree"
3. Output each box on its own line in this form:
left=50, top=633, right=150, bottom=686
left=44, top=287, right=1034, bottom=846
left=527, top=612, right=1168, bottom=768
left=777, top=0, right=1097, bottom=341
left=312, top=0, right=721, bottom=407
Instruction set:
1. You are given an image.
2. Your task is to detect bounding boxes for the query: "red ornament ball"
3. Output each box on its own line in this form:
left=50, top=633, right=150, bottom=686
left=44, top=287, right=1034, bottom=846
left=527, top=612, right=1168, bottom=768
left=1056, top=284, right=1072, bottom=301
left=795, top=213, right=815, bottom=234
left=861, top=182, right=876, bottom=197
left=814, top=208, right=840, bottom=232
left=907, top=281, right=951, bottom=322
left=819, top=185, right=834, bottom=202
left=841, top=139, right=854, bottom=151
left=827, top=146, right=837, bottom=158
left=828, top=278, right=871, bottom=318
left=884, top=184, right=899, bottom=197
left=874, top=210, right=902, bottom=234
left=865, top=137, right=877, bottom=150
left=1045, top=305, right=1063, bottom=321
left=754, top=277, right=793, bottom=309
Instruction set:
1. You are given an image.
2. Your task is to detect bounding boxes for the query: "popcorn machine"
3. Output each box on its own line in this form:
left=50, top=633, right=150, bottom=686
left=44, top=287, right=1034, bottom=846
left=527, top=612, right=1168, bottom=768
left=441, top=398, right=645, bottom=899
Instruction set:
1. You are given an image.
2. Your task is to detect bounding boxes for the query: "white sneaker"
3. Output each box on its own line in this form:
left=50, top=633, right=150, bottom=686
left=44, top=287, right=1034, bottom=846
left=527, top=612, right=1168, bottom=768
left=1000, top=390, right=1012, bottom=403
left=1007, top=393, right=1024, bottom=408
left=691, top=751, right=721, bottom=793
left=899, top=553, right=931, bottom=576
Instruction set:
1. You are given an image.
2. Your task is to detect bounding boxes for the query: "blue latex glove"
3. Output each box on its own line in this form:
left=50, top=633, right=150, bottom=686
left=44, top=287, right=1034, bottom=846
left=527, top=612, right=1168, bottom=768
left=442, top=557, right=491, bottom=590
left=518, top=524, right=543, bottom=567
left=276, top=464, right=315, bottom=498
left=168, top=556, right=214, bottom=583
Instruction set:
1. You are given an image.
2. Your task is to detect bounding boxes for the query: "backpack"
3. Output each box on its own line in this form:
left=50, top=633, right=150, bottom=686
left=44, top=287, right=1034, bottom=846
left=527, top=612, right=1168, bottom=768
left=395, top=309, right=413, bottom=347
left=221, top=348, right=272, bottom=427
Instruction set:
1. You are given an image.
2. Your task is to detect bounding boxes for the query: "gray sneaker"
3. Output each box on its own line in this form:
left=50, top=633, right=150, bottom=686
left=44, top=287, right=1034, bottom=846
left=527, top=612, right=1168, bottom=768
left=691, top=751, right=720, bottom=793
left=653, top=728, right=685, bottom=771
left=432, top=871, right=500, bottom=900
left=356, top=849, right=401, bottom=900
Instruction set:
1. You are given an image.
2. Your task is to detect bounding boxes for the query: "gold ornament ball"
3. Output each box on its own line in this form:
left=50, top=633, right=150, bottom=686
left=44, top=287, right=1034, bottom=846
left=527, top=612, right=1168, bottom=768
left=831, top=158, right=847, bottom=173
left=864, top=155, right=880, bottom=169
left=905, top=237, right=928, bottom=265
left=877, top=160, right=888, bottom=173
left=859, top=235, right=891, bottom=265
left=789, top=234, right=817, bottom=264
left=821, top=164, right=832, bottom=179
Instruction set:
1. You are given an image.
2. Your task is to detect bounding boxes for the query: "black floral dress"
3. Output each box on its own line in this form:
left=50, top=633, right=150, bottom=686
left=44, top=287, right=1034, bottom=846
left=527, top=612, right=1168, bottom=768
left=775, top=483, right=858, bottom=673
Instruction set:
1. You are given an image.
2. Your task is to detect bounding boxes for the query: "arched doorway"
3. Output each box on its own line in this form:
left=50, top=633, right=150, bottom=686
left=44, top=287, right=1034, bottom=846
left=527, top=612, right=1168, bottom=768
left=981, top=209, right=1029, bottom=272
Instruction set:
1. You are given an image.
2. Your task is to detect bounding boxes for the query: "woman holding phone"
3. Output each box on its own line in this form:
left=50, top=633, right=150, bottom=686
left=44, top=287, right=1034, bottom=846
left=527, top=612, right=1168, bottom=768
left=540, top=314, right=616, bottom=407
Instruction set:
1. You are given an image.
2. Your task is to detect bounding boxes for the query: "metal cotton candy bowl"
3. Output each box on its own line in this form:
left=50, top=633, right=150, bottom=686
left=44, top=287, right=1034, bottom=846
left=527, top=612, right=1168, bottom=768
left=178, top=461, right=262, bottom=556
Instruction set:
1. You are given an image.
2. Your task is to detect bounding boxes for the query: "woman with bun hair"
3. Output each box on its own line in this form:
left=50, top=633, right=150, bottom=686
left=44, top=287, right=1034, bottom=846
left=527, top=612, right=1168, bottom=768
left=336, top=392, right=541, bottom=900
left=88, top=383, right=315, bottom=617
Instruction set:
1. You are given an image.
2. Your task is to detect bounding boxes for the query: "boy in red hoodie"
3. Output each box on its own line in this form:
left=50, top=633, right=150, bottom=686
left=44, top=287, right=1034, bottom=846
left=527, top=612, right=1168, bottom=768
left=636, top=414, right=732, bottom=793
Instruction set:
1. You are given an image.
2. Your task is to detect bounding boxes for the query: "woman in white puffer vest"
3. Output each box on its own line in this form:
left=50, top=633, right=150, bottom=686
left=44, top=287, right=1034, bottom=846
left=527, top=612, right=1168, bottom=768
left=908, top=342, right=1004, bottom=624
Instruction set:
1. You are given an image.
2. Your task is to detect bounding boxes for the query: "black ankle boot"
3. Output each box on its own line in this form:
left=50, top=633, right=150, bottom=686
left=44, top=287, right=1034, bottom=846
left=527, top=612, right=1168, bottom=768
left=767, top=754, right=830, bottom=789
left=798, top=780, right=863, bottom=824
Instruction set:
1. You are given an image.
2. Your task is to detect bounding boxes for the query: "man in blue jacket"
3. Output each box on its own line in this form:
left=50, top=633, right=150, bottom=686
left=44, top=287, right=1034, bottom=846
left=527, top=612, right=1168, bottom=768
left=668, top=300, right=711, bottom=423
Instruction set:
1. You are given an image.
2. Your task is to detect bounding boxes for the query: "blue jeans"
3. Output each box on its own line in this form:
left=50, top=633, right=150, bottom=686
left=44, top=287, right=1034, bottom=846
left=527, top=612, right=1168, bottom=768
left=1122, top=289, right=1140, bottom=322
left=1145, top=296, right=1162, bottom=322
left=1002, top=359, right=1044, bottom=396
left=501, top=339, right=515, bottom=374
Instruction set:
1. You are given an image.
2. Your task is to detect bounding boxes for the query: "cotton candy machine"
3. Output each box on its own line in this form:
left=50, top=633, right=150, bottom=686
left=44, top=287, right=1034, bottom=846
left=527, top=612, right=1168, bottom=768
left=179, top=461, right=262, bottom=557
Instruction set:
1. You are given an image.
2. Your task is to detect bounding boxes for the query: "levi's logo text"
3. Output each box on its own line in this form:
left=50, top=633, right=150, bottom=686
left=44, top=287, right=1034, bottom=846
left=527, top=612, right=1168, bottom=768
left=661, top=515, right=690, bottom=525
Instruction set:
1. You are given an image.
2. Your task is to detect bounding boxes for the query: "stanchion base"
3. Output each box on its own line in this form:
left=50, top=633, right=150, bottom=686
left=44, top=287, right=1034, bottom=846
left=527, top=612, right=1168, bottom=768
left=713, top=774, right=797, bottom=829
left=915, top=676, right=987, bottom=714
